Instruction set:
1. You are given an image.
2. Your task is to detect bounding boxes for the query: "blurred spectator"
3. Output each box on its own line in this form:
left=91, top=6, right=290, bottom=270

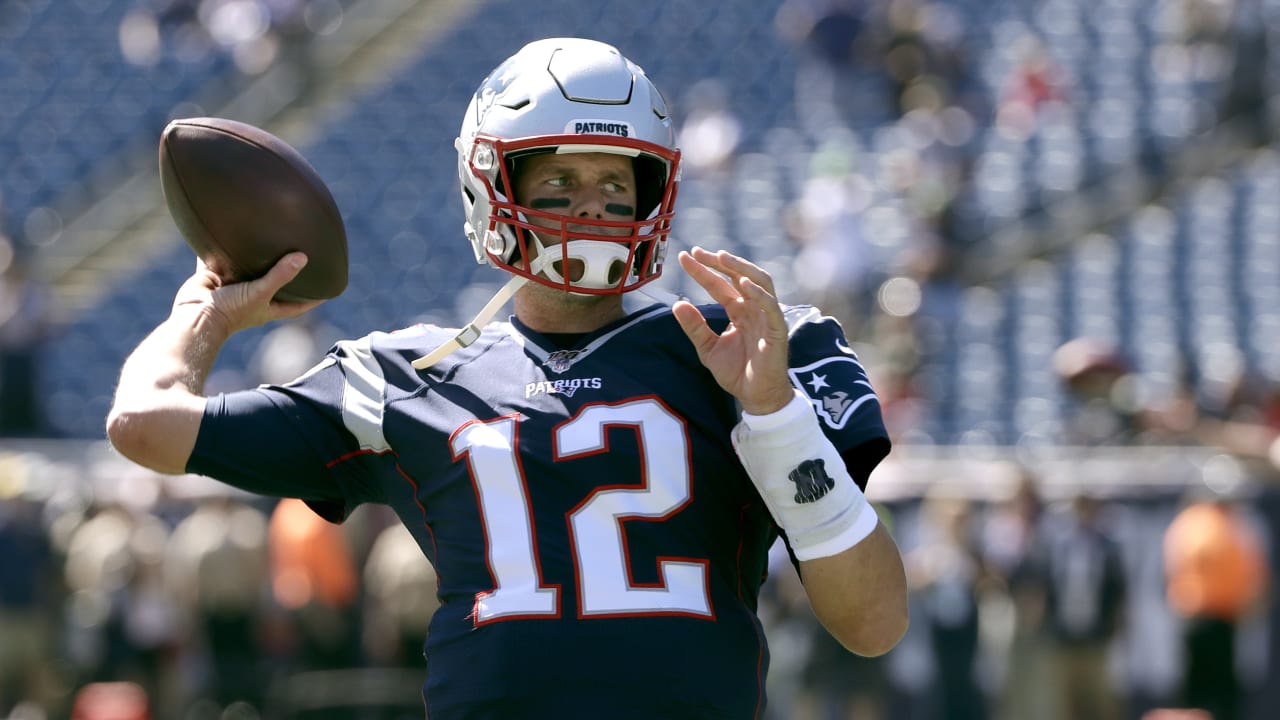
left=980, top=466, right=1054, bottom=720
left=59, top=499, right=178, bottom=719
left=117, top=550, right=182, bottom=715
left=776, top=0, right=980, bottom=137
left=1144, top=710, right=1214, bottom=720
left=799, top=607, right=893, bottom=720
left=1139, top=361, right=1208, bottom=447
left=1163, top=491, right=1270, bottom=720
left=119, top=0, right=210, bottom=67
left=775, top=0, right=887, bottom=136
left=361, top=522, right=438, bottom=668
left=1143, top=355, right=1280, bottom=481
left=121, top=0, right=345, bottom=76
left=785, top=139, right=878, bottom=334
left=1218, top=0, right=1271, bottom=145
left=0, top=493, right=57, bottom=716
left=1054, top=336, right=1141, bottom=445
left=268, top=498, right=361, bottom=672
left=1192, top=365, right=1280, bottom=480
left=865, top=312, right=927, bottom=444
left=879, top=0, right=976, bottom=119
left=166, top=496, right=270, bottom=711
left=0, top=242, right=53, bottom=437
left=1178, top=0, right=1238, bottom=89
left=71, top=681, right=150, bottom=720
left=907, top=492, right=988, bottom=720
left=1042, top=493, right=1128, bottom=720
left=675, top=79, right=743, bottom=178
left=199, top=0, right=281, bottom=74
left=996, top=31, right=1071, bottom=142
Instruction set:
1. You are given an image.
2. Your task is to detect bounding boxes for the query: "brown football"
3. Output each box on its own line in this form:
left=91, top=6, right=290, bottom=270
left=158, top=117, right=348, bottom=301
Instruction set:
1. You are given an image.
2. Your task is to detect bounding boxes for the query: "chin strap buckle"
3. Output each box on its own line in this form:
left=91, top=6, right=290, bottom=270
left=411, top=274, right=528, bottom=370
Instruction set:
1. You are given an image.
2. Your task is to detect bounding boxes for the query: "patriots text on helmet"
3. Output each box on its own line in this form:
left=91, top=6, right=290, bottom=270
left=570, top=121, right=632, bottom=137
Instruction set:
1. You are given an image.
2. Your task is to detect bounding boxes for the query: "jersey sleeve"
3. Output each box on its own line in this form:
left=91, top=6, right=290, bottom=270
left=186, top=342, right=389, bottom=522
left=784, top=305, right=891, bottom=488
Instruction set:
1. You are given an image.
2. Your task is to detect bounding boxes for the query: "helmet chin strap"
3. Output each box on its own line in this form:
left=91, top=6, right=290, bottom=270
left=409, top=273, right=528, bottom=369
left=410, top=250, right=557, bottom=370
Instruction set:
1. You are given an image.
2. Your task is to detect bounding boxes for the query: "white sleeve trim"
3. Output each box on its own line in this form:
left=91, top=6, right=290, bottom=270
left=336, top=336, right=390, bottom=453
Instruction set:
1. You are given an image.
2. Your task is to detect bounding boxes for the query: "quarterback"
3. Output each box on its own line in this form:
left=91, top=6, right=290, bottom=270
left=108, top=37, right=909, bottom=718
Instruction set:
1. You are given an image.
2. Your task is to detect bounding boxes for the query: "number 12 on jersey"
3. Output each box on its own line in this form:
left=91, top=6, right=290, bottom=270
left=450, top=397, right=713, bottom=623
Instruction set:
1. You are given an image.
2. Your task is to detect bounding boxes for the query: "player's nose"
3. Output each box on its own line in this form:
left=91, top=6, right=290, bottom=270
left=568, top=189, right=634, bottom=237
left=571, top=188, right=609, bottom=219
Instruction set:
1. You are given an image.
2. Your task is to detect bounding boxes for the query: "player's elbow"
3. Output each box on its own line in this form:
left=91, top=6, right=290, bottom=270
left=107, top=405, right=159, bottom=469
left=804, top=523, right=911, bottom=657
left=824, top=598, right=909, bottom=657
left=851, top=603, right=909, bottom=657
left=106, top=403, right=190, bottom=475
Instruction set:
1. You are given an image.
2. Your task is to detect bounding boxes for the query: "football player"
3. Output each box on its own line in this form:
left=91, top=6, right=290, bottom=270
left=108, top=37, right=908, bottom=718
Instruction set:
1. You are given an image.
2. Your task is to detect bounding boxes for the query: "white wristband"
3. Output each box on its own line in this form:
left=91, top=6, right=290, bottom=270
left=733, top=389, right=878, bottom=561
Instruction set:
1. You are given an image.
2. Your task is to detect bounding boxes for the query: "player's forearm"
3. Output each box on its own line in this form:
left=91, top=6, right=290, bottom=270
left=730, top=391, right=908, bottom=653
left=106, top=306, right=227, bottom=474
left=800, top=522, right=909, bottom=656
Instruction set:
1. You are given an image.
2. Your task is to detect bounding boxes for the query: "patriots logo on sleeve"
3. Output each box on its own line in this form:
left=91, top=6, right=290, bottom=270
left=788, top=355, right=879, bottom=430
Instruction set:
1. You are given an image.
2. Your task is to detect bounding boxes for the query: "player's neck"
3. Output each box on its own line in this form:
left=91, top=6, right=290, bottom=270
left=513, top=284, right=626, bottom=334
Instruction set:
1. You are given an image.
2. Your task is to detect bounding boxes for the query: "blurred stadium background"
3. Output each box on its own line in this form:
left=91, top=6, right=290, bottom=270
left=2, top=0, right=1280, bottom=718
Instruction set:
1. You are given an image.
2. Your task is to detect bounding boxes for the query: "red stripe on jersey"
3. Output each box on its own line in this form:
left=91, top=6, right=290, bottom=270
left=393, top=459, right=441, bottom=583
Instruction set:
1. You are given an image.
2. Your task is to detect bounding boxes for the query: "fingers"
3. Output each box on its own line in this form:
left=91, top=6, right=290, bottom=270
left=264, top=252, right=309, bottom=294
left=672, top=299, right=717, bottom=357
left=679, top=247, right=786, bottom=333
left=678, top=248, right=741, bottom=308
left=217, top=252, right=315, bottom=328
left=272, top=298, right=325, bottom=321
left=736, top=271, right=789, bottom=337
left=235, top=252, right=308, bottom=305
left=258, top=253, right=318, bottom=317
left=688, top=246, right=777, bottom=297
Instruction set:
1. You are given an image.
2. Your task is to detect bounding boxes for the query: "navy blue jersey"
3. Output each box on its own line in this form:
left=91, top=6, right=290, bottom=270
left=188, top=299, right=889, bottom=719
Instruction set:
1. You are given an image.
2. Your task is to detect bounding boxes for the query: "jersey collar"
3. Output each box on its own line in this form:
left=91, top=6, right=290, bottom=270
left=502, top=301, right=671, bottom=374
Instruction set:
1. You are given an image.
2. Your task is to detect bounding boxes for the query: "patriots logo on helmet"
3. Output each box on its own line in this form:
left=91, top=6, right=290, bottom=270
left=474, top=56, right=522, bottom=125
left=788, top=355, right=878, bottom=430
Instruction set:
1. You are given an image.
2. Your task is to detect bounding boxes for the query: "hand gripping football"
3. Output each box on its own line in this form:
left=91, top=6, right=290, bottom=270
left=158, top=117, right=348, bottom=301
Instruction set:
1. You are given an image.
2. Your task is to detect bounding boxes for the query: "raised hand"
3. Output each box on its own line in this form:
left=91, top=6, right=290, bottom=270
left=672, top=246, right=796, bottom=416
left=173, top=252, right=323, bottom=339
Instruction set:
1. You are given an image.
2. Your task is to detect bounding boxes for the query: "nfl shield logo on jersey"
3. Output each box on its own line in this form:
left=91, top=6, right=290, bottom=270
left=788, top=355, right=878, bottom=430
left=545, top=350, right=582, bottom=374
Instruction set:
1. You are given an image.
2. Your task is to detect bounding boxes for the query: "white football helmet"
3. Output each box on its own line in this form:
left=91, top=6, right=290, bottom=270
left=456, top=38, right=681, bottom=295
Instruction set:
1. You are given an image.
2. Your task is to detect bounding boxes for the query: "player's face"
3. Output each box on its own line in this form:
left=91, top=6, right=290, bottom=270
left=513, top=151, right=638, bottom=231
left=512, top=152, right=638, bottom=284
